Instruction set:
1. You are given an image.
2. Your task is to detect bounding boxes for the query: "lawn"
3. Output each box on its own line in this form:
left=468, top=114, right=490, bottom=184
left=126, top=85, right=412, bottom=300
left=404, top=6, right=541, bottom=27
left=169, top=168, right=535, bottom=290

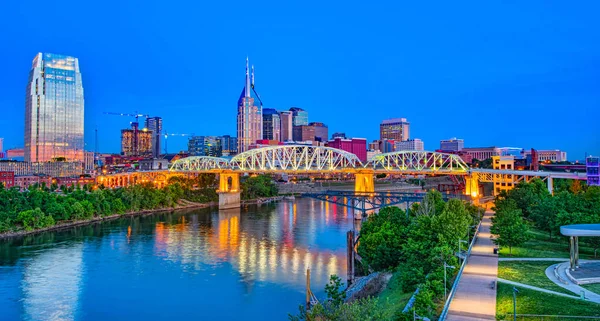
left=582, top=283, right=600, bottom=295
left=498, top=228, right=598, bottom=259
left=498, top=261, right=574, bottom=295
left=496, top=283, right=600, bottom=320
left=377, top=271, right=414, bottom=316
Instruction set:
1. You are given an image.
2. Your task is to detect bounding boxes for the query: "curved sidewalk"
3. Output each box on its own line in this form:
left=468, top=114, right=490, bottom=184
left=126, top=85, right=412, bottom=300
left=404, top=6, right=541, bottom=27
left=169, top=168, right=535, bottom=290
left=446, top=211, right=498, bottom=321
left=545, top=262, right=600, bottom=303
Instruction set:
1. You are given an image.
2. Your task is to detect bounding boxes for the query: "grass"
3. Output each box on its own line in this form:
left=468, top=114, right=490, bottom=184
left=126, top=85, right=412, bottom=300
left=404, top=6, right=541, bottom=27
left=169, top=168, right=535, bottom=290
left=582, top=283, right=600, bottom=295
left=496, top=283, right=600, bottom=320
left=498, top=228, right=598, bottom=259
left=498, top=261, right=574, bottom=295
left=377, top=271, right=414, bottom=316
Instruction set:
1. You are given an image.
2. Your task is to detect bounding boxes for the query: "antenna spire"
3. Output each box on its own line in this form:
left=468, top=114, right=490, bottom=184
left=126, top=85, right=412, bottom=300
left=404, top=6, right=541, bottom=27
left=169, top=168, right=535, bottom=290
left=245, top=57, right=250, bottom=98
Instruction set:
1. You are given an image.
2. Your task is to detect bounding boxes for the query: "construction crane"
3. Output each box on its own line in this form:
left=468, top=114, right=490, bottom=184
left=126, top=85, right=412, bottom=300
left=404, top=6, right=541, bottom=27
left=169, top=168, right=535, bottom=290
left=103, top=111, right=150, bottom=124
left=163, top=131, right=194, bottom=155
left=104, top=111, right=150, bottom=157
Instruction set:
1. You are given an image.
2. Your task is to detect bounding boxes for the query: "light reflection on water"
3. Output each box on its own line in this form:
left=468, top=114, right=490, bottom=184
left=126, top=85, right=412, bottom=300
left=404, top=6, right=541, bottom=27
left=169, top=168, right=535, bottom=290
left=0, top=198, right=353, bottom=321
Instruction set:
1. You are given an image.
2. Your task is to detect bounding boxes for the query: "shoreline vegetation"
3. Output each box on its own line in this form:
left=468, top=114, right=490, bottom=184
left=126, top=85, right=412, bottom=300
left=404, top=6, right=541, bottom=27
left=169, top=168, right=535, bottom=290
left=0, top=174, right=280, bottom=240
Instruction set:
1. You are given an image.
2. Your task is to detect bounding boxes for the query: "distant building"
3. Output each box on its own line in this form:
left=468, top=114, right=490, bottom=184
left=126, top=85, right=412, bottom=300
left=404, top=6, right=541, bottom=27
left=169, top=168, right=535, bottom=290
left=220, top=135, right=238, bottom=156
left=188, top=136, right=222, bottom=157
left=121, top=122, right=153, bottom=157
left=395, top=138, right=424, bottom=151
left=0, top=171, right=15, bottom=188
left=309, top=122, right=328, bottom=142
left=6, top=148, right=25, bottom=160
left=380, top=118, right=409, bottom=142
left=367, top=150, right=381, bottom=161
left=0, top=161, right=82, bottom=177
left=587, top=156, right=599, bottom=186
left=139, top=158, right=169, bottom=171
left=84, top=151, right=95, bottom=173
left=262, top=108, right=281, bottom=141
left=14, top=175, right=53, bottom=190
left=492, top=156, right=515, bottom=195
left=251, top=139, right=284, bottom=149
left=327, top=137, right=367, bottom=162
left=145, top=116, right=163, bottom=157
left=522, top=149, right=567, bottom=163
left=331, top=132, right=346, bottom=139
left=368, top=140, right=380, bottom=152
left=237, top=58, right=262, bottom=153
left=0, top=138, right=3, bottom=158
left=462, top=147, right=501, bottom=160
left=280, top=111, right=293, bottom=142
left=293, top=125, right=315, bottom=142
left=290, top=107, right=308, bottom=126
left=379, top=139, right=396, bottom=153
left=25, top=53, right=84, bottom=163
left=440, top=138, right=464, bottom=151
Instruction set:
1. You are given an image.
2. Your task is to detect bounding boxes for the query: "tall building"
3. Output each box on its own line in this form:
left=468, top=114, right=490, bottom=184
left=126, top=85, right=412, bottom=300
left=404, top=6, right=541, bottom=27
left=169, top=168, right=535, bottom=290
left=292, top=125, right=315, bottom=142
left=220, top=135, right=238, bottom=156
left=309, top=122, right=328, bottom=142
left=331, top=132, right=347, bottom=139
left=145, top=116, right=163, bottom=157
left=0, top=138, right=4, bottom=159
left=237, top=58, right=262, bottom=153
left=395, top=138, right=424, bottom=151
left=440, top=138, right=464, bottom=151
left=262, top=108, right=281, bottom=141
left=188, top=136, right=222, bottom=157
left=379, top=139, right=396, bottom=153
left=380, top=118, right=409, bottom=142
left=121, top=122, right=153, bottom=157
left=290, top=107, right=308, bottom=126
left=327, top=137, right=367, bottom=162
left=25, top=53, right=85, bottom=162
left=280, top=111, right=293, bottom=142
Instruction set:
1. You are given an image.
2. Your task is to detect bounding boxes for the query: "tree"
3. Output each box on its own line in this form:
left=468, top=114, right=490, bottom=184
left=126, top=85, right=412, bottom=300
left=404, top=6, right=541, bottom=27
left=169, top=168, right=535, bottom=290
left=505, top=179, right=550, bottom=217
left=490, top=200, right=530, bottom=254
left=358, top=207, right=409, bottom=270
left=324, top=275, right=346, bottom=306
left=432, top=199, right=471, bottom=246
left=17, top=208, right=55, bottom=231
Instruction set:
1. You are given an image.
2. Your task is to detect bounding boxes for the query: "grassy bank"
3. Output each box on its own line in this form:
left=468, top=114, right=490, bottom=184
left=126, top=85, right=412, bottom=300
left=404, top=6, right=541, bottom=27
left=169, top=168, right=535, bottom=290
left=498, top=228, right=598, bottom=259
left=376, top=271, right=414, bottom=316
left=497, top=261, right=573, bottom=295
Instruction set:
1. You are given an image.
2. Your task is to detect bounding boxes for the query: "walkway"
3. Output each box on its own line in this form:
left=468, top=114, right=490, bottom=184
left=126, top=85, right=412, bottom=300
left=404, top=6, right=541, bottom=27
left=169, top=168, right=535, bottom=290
left=446, top=211, right=498, bottom=321
left=497, top=278, right=580, bottom=299
left=545, top=262, right=600, bottom=303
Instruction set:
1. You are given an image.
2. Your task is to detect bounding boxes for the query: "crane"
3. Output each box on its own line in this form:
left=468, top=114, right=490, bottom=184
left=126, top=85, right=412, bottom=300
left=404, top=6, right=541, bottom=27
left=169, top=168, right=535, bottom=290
left=163, top=131, right=195, bottom=155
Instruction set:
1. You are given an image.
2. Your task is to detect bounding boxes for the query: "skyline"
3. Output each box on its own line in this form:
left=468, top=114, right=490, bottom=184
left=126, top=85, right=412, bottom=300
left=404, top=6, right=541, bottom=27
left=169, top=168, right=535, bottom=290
left=0, top=1, right=599, bottom=160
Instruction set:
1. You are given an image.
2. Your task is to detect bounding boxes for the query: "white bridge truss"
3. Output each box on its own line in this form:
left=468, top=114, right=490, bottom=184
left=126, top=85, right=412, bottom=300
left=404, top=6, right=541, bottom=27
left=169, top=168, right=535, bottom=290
left=366, top=151, right=470, bottom=174
left=170, top=156, right=231, bottom=172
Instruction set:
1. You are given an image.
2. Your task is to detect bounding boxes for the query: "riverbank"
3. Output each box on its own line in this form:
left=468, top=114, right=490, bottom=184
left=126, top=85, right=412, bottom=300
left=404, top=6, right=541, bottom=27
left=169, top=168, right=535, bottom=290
left=0, top=200, right=216, bottom=240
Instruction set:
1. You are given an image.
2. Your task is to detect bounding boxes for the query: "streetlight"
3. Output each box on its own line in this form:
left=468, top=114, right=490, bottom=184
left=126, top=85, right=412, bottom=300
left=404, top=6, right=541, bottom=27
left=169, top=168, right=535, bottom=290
left=444, top=262, right=456, bottom=300
left=512, top=287, right=519, bottom=321
left=458, top=239, right=468, bottom=264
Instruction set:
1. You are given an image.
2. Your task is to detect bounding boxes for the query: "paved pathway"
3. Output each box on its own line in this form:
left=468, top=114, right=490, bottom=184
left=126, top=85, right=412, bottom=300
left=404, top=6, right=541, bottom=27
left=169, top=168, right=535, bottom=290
left=499, top=258, right=569, bottom=262
left=545, top=262, right=600, bottom=303
left=497, top=278, right=580, bottom=299
left=446, top=211, right=498, bottom=321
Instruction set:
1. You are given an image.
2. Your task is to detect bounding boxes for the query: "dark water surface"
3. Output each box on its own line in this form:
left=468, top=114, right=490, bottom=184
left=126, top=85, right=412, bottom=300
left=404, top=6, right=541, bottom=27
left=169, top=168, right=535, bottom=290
left=0, top=198, right=355, bottom=321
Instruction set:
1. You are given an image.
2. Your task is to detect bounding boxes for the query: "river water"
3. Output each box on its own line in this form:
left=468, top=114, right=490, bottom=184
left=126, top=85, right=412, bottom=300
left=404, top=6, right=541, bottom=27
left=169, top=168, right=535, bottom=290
left=0, top=198, right=355, bottom=321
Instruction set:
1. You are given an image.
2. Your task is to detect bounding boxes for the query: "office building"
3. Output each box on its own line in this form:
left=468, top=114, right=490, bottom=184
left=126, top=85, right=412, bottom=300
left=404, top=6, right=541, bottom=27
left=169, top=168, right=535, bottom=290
left=331, top=132, right=347, bottom=139
left=440, top=138, right=464, bottom=152
left=280, top=111, right=293, bottom=142
left=380, top=118, right=409, bottom=142
left=522, top=149, right=567, bottom=163
left=327, top=137, right=367, bottom=162
left=290, top=107, right=308, bottom=126
left=6, top=148, right=24, bottom=160
left=0, top=138, right=4, bottom=159
left=188, top=136, right=222, bottom=157
left=492, top=156, right=515, bottom=195
left=368, top=140, right=380, bottom=152
left=379, top=139, right=396, bottom=153
left=145, top=116, right=163, bottom=157
left=220, top=135, right=238, bottom=156
left=25, top=53, right=84, bottom=162
left=292, top=125, right=315, bottom=142
left=462, top=147, right=501, bottom=160
left=309, top=122, right=328, bottom=142
left=121, top=122, right=153, bottom=157
left=587, top=156, right=599, bottom=186
left=237, top=58, right=262, bottom=153
left=262, top=108, right=281, bottom=141
left=0, top=161, right=82, bottom=177
left=395, top=138, right=424, bottom=151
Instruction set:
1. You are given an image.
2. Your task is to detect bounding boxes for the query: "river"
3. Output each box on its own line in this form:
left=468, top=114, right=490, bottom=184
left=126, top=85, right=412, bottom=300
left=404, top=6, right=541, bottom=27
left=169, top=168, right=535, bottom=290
left=0, top=198, right=355, bottom=321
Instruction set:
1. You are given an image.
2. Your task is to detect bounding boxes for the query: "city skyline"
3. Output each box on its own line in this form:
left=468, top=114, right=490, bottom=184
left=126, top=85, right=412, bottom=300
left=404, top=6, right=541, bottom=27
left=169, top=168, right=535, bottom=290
left=0, top=1, right=599, bottom=159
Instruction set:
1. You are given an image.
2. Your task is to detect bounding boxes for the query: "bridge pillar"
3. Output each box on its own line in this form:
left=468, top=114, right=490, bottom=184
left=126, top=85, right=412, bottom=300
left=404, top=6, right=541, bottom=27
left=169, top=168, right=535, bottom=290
left=218, top=172, right=241, bottom=210
left=464, top=174, right=479, bottom=197
left=354, top=171, right=375, bottom=193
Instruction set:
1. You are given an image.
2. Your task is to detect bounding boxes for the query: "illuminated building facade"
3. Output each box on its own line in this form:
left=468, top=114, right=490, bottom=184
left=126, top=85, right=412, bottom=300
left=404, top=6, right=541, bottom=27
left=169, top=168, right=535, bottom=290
left=327, top=137, right=367, bottom=162
left=188, top=136, right=222, bottom=157
left=25, top=53, right=84, bottom=162
left=237, top=58, right=262, bottom=153
left=492, top=156, right=515, bottom=195
left=440, top=138, right=464, bottom=151
left=121, top=122, right=153, bottom=157
left=522, top=149, right=567, bottom=163
left=0, top=161, right=82, bottom=177
left=462, top=147, right=500, bottom=160
left=145, top=116, right=163, bottom=157
left=380, top=118, right=409, bottom=142
left=220, top=135, right=238, bottom=156
left=280, top=111, right=293, bottom=142
left=395, top=138, right=424, bottom=151
left=0, top=171, right=15, bottom=188
left=262, top=109, right=281, bottom=141
left=290, top=107, right=308, bottom=126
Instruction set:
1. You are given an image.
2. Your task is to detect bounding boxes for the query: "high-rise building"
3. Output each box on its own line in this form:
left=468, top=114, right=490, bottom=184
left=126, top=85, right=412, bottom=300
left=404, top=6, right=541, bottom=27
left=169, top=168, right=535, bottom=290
left=25, top=53, right=84, bottom=162
left=378, top=139, right=396, bottom=153
left=440, top=138, right=464, bottom=151
left=121, top=122, right=153, bottom=157
left=395, top=138, right=424, bottom=151
left=280, top=111, right=293, bottom=141
left=220, top=135, right=238, bottom=156
left=290, top=107, right=308, bottom=126
left=331, top=132, right=347, bottom=139
left=380, top=118, right=409, bottom=142
left=309, top=122, right=328, bottom=142
left=586, top=156, right=599, bottom=186
left=327, top=137, right=367, bottom=162
left=262, top=108, right=281, bottom=141
left=292, top=125, right=315, bottom=142
left=0, top=138, right=4, bottom=159
left=237, top=58, right=262, bottom=153
left=145, top=117, right=163, bottom=157
left=188, top=136, right=222, bottom=157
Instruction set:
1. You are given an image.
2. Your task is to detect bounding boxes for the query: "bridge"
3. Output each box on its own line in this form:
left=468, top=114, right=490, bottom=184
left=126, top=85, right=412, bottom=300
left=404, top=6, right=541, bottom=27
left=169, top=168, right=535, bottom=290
left=96, top=145, right=588, bottom=209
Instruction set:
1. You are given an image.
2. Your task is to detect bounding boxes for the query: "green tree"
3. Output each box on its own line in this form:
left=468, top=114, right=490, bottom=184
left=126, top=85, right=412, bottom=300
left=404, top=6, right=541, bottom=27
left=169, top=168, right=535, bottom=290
left=490, top=200, right=530, bottom=254
left=358, top=207, right=409, bottom=270
left=324, top=274, right=346, bottom=306
left=17, top=208, right=55, bottom=231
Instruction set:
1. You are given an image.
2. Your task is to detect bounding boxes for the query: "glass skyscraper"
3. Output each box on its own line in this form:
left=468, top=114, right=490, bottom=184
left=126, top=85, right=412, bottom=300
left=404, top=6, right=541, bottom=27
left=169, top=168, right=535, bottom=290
left=290, top=107, right=308, bottom=126
left=25, top=53, right=84, bottom=163
left=262, top=108, right=281, bottom=141
left=145, top=116, right=163, bottom=157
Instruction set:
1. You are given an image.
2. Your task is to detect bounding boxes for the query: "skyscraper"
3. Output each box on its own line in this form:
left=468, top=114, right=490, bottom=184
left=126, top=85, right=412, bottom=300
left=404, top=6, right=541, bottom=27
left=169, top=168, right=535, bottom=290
left=262, top=108, right=281, bottom=141
left=25, top=53, right=84, bottom=162
left=380, top=118, right=410, bottom=142
left=121, top=122, right=153, bottom=157
left=309, top=122, right=328, bottom=142
left=280, top=111, right=293, bottom=142
left=188, top=136, right=222, bottom=157
left=237, top=58, right=262, bottom=153
left=145, top=116, right=163, bottom=157
left=290, top=107, right=308, bottom=126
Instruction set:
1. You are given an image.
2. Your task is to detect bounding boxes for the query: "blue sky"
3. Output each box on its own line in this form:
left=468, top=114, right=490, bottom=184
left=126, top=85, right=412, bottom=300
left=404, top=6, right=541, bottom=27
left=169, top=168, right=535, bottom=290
left=0, top=1, right=598, bottom=160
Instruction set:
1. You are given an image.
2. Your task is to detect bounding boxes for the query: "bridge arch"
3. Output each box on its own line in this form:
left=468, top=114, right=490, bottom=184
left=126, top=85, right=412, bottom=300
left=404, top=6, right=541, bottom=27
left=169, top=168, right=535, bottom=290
left=230, top=145, right=363, bottom=172
left=169, top=156, right=231, bottom=172
left=366, top=150, right=469, bottom=174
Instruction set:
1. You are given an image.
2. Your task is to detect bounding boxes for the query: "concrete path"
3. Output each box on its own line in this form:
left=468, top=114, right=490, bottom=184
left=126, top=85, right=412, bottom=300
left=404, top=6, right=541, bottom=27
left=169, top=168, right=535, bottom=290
left=545, top=263, right=600, bottom=303
left=446, top=211, right=498, bottom=321
left=499, top=258, right=569, bottom=262
left=497, top=278, right=580, bottom=299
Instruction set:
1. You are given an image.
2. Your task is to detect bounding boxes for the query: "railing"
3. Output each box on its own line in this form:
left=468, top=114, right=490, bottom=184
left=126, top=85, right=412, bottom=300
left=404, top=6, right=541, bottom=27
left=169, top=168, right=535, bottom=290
left=438, top=219, right=482, bottom=320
